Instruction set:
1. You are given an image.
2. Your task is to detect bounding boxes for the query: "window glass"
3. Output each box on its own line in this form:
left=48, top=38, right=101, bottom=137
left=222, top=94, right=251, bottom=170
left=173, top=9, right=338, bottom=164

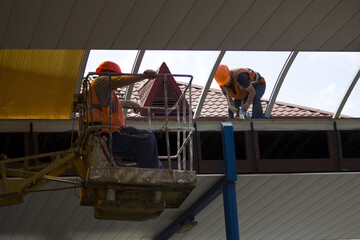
left=278, top=52, right=360, bottom=117
left=83, top=50, right=360, bottom=117
left=139, top=50, right=220, bottom=86
left=83, top=50, right=138, bottom=76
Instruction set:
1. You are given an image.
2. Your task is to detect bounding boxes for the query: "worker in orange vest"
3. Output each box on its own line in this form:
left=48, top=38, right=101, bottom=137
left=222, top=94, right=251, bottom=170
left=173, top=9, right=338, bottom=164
left=89, top=61, right=164, bottom=169
left=214, top=64, right=266, bottom=119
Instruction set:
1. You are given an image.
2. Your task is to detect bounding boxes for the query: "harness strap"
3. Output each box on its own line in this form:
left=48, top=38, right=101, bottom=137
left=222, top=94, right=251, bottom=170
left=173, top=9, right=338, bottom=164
left=231, top=68, right=261, bottom=89
left=244, top=68, right=261, bottom=84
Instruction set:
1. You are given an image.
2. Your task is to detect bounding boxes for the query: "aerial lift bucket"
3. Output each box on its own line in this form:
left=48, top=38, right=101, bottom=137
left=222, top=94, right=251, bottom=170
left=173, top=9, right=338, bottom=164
left=79, top=72, right=197, bottom=221
left=79, top=133, right=196, bottom=221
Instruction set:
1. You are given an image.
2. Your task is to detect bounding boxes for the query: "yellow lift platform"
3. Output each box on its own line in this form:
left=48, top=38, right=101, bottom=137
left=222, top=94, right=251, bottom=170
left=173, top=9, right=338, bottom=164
left=0, top=72, right=196, bottom=221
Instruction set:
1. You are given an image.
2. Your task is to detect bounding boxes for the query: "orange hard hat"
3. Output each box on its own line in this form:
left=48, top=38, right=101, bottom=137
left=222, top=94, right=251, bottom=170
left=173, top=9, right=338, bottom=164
left=214, top=64, right=230, bottom=86
left=96, top=61, right=122, bottom=73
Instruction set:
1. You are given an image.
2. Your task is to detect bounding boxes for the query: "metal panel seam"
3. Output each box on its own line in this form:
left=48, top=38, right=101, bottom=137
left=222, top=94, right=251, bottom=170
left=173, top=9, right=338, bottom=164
left=154, top=177, right=226, bottom=240
left=215, top=0, right=256, bottom=50
left=267, top=0, right=314, bottom=50
left=163, top=0, right=198, bottom=49
left=56, top=0, right=77, bottom=49
left=28, top=0, right=47, bottom=48
left=293, top=0, right=343, bottom=50
left=319, top=9, right=360, bottom=50
left=190, top=0, right=227, bottom=50
left=242, top=0, right=287, bottom=49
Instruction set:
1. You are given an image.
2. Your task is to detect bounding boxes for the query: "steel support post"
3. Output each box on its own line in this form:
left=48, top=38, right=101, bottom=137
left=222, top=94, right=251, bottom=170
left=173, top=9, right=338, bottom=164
left=155, top=123, right=239, bottom=240
left=333, top=67, right=360, bottom=118
left=265, top=51, right=298, bottom=118
left=221, top=122, right=240, bottom=240
left=194, top=50, right=225, bottom=119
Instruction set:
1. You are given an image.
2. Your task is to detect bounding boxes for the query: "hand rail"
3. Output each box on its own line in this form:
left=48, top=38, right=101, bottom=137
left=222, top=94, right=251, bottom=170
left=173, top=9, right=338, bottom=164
left=83, top=72, right=194, bottom=171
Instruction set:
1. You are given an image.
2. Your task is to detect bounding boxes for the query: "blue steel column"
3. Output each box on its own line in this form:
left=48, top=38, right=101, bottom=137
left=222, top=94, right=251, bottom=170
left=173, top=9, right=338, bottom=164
left=221, top=122, right=240, bottom=240
left=155, top=123, right=239, bottom=240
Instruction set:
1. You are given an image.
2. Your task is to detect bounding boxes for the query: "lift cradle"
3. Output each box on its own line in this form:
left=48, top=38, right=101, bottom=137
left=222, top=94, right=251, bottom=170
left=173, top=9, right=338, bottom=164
left=0, top=72, right=196, bottom=221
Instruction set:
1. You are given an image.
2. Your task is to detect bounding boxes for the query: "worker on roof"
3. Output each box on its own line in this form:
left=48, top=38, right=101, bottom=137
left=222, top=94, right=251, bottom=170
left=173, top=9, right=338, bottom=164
left=214, top=64, right=266, bottom=119
left=89, top=61, right=164, bottom=169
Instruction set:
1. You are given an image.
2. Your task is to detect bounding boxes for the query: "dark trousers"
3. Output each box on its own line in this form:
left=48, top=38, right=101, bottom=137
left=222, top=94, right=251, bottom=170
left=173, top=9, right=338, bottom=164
left=105, top=126, right=164, bottom=169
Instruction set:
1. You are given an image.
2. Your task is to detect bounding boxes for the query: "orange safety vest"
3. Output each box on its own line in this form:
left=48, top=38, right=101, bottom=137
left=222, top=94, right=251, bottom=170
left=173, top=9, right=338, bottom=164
left=220, top=68, right=266, bottom=100
left=88, top=79, right=125, bottom=133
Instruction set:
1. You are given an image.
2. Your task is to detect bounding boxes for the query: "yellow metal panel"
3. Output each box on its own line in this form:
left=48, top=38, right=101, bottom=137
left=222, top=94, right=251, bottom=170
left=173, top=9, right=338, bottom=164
left=0, top=50, right=85, bottom=119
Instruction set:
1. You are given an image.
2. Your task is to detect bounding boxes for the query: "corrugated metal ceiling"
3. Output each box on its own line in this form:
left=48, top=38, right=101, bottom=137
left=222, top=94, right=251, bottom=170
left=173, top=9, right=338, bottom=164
left=0, top=0, right=359, bottom=51
left=2, top=174, right=360, bottom=240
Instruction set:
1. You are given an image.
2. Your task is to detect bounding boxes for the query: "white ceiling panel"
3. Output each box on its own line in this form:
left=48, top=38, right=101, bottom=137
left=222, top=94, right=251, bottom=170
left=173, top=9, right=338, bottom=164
left=2, top=174, right=360, bottom=239
left=25, top=182, right=74, bottom=240
left=96, top=221, right=128, bottom=240
left=244, top=0, right=313, bottom=50
left=42, top=190, right=83, bottom=240
left=321, top=11, right=360, bottom=50
left=83, top=220, right=113, bottom=240
left=0, top=195, right=30, bottom=239
left=55, top=203, right=92, bottom=240
left=297, top=0, right=360, bottom=50
left=345, top=34, right=360, bottom=51
left=270, top=0, right=341, bottom=51
left=57, top=0, right=105, bottom=49
left=164, top=0, right=224, bottom=49
left=1, top=0, right=44, bottom=48
left=192, top=0, right=255, bottom=50
left=0, top=0, right=13, bottom=46
left=0, top=0, right=358, bottom=51
left=29, top=0, right=75, bottom=49
left=219, top=0, right=284, bottom=50
left=0, top=205, right=8, bottom=228
left=10, top=186, right=52, bottom=240
left=138, top=0, right=195, bottom=49
left=84, top=0, right=136, bottom=49
left=111, top=0, right=166, bottom=49
left=169, top=173, right=360, bottom=240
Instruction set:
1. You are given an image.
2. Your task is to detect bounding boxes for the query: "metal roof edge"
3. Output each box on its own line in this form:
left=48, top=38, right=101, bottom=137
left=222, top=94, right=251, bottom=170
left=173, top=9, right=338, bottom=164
left=1, top=118, right=359, bottom=133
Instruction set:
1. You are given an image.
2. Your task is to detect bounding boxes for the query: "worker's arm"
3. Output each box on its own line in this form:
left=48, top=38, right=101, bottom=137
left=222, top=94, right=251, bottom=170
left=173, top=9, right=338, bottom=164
left=222, top=87, right=238, bottom=117
left=226, top=93, right=238, bottom=116
left=112, top=70, right=157, bottom=88
left=120, top=100, right=141, bottom=113
left=241, top=84, right=256, bottom=111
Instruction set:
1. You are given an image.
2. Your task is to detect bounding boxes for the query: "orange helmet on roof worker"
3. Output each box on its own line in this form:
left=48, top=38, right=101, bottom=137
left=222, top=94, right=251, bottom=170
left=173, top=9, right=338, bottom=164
left=214, top=64, right=230, bottom=86
left=96, top=61, right=122, bottom=73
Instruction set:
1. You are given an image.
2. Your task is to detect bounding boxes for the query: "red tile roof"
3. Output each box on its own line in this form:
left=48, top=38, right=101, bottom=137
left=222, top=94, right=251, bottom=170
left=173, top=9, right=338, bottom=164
left=121, top=81, right=344, bottom=119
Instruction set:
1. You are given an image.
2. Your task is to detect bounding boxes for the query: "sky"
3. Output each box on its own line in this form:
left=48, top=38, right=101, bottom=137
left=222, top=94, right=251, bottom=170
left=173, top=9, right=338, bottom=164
left=84, top=50, right=360, bottom=117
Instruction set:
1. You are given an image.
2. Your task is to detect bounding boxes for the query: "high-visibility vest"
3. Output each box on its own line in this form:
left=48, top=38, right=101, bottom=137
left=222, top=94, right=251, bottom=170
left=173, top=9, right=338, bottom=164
left=220, top=68, right=266, bottom=99
left=88, top=79, right=125, bottom=133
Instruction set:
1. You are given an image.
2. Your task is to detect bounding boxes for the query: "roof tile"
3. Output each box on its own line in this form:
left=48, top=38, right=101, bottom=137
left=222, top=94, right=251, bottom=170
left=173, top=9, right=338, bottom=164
left=120, top=80, right=346, bottom=119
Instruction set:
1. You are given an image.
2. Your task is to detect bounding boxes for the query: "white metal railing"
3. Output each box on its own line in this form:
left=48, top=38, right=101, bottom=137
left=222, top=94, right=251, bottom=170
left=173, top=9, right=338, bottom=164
left=82, top=72, right=194, bottom=171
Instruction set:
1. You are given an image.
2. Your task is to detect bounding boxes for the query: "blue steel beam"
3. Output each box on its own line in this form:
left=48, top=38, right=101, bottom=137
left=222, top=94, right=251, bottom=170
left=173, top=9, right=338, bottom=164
left=221, top=122, right=240, bottom=240
left=155, top=122, right=240, bottom=240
